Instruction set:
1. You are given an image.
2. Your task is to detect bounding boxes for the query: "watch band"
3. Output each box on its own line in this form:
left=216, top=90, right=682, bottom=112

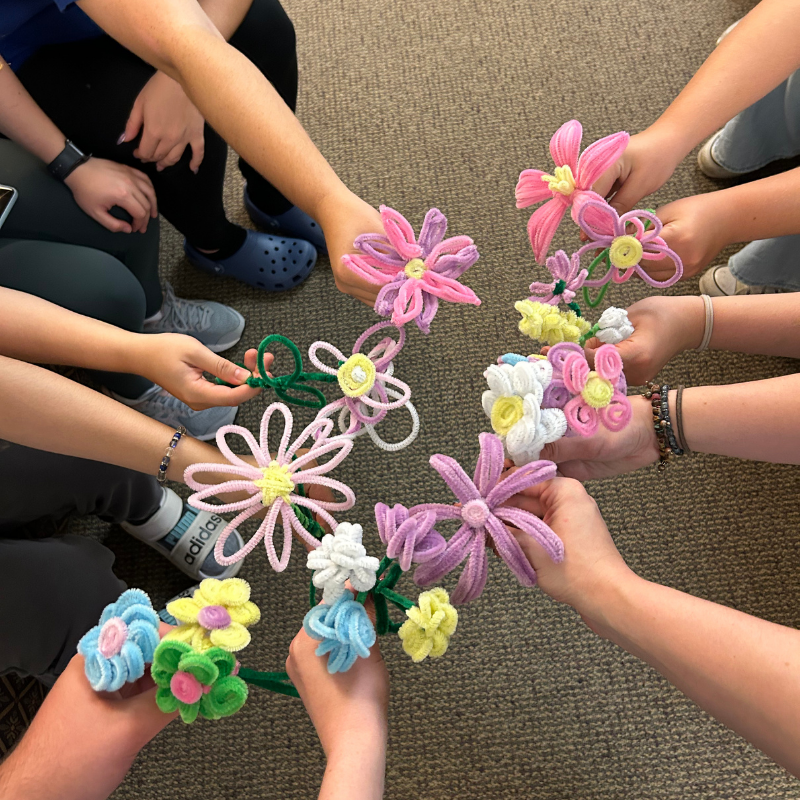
left=48, top=140, right=91, bottom=182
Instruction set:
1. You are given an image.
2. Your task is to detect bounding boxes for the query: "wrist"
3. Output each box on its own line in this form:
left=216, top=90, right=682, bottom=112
left=325, top=717, right=388, bottom=763
left=672, top=295, right=707, bottom=353
left=575, top=569, right=649, bottom=640
left=314, top=185, right=361, bottom=230
left=637, top=120, right=691, bottom=169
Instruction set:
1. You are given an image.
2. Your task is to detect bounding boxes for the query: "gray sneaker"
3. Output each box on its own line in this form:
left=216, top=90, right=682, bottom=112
left=698, top=264, right=793, bottom=297
left=116, top=384, right=237, bottom=441
left=696, top=131, right=746, bottom=180
left=143, top=281, right=245, bottom=352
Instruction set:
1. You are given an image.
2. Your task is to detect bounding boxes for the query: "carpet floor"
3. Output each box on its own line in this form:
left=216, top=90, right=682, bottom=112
left=57, top=0, right=800, bottom=796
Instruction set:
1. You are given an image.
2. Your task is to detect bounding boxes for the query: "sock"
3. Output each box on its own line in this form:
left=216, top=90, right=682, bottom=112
left=246, top=182, right=293, bottom=216
left=195, top=224, right=248, bottom=261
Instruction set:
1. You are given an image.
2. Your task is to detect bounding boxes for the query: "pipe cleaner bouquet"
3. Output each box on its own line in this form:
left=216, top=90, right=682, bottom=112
left=78, top=123, right=667, bottom=722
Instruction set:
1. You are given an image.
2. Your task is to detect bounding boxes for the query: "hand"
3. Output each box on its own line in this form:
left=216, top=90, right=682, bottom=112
left=285, top=614, right=389, bottom=762
left=502, top=477, right=634, bottom=619
left=123, top=71, right=205, bottom=173
left=64, top=158, right=157, bottom=234
left=592, top=127, right=685, bottom=214
left=0, top=638, right=175, bottom=800
left=318, top=191, right=386, bottom=306
left=539, top=395, right=659, bottom=480
left=583, top=295, right=705, bottom=386
left=131, top=333, right=274, bottom=410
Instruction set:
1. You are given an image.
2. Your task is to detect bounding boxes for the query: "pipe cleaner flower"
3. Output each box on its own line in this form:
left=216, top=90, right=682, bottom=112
left=515, top=299, right=591, bottom=345
left=541, top=343, right=585, bottom=410
left=576, top=199, right=683, bottom=288
left=412, top=432, right=564, bottom=604
left=163, top=578, right=260, bottom=653
left=310, top=321, right=418, bottom=452
left=152, top=640, right=247, bottom=724
left=341, top=206, right=481, bottom=333
left=561, top=345, right=632, bottom=436
left=528, top=250, right=588, bottom=305
left=595, top=306, right=635, bottom=345
left=482, top=360, right=567, bottom=466
left=307, top=522, right=381, bottom=604
left=77, top=589, right=160, bottom=692
left=185, top=402, right=355, bottom=572
left=374, top=502, right=447, bottom=571
left=303, top=589, right=377, bottom=673
left=398, top=587, right=458, bottom=663
left=516, top=120, right=629, bottom=262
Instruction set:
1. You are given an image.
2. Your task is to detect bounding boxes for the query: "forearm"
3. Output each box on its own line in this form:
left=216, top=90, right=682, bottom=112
left=0, top=59, right=68, bottom=163
left=648, top=0, right=800, bottom=160
left=319, top=729, right=387, bottom=800
left=197, top=0, right=252, bottom=40
left=586, top=575, right=800, bottom=776
left=670, top=374, right=800, bottom=463
left=78, top=0, right=349, bottom=221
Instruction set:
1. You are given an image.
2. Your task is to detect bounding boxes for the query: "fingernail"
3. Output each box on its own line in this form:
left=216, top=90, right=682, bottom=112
left=116, top=133, right=126, bottom=145
left=234, top=368, right=250, bottom=382
left=192, top=167, right=199, bottom=175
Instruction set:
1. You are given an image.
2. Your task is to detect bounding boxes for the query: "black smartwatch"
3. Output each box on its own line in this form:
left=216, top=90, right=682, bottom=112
left=48, top=140, right=91, bottom=182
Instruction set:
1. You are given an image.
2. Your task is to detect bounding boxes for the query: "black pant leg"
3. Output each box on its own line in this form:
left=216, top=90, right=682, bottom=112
left=16, top=37, right=237, bottom=250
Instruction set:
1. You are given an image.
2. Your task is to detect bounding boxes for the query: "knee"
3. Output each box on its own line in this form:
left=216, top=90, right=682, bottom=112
left=83, top=253, right=147, bottom=332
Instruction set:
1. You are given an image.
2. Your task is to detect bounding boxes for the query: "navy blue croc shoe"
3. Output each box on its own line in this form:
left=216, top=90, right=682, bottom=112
left=244, top=184, right=328, bottom=254
left=185, top=230, right=317, bottom=292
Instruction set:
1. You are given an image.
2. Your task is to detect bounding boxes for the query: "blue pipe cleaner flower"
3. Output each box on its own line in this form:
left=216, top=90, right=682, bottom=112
left=499, top=353, right=531, bottom=366
left=303, top=590, right=376, bottom=674
left=77, top=589, right=160, bottom=691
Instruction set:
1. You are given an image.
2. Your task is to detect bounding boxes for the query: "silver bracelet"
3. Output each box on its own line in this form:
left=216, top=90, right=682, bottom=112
left=157, top=426, right=187, bottom=484
left=696, top=294, right=714, bottom=352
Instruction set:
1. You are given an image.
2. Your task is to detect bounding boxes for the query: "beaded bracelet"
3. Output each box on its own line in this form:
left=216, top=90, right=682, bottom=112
left=157, top=426, right=187, bottom=484
left=645, top=382, right=683, bottom=471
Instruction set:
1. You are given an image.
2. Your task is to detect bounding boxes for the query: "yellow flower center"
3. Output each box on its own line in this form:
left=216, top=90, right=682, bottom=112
left=608, top=235, right=643, bottom=270
left=404, top=258, right=427, bottom=279
left=337, top=353, right=377, bottom=397
left=581, top=373, right=614, bottom=409
left=490, top=395, right=524, bottom=437
left=254, top=460, right=294, bottom=507
left=540, top=164, right=576, bottom=196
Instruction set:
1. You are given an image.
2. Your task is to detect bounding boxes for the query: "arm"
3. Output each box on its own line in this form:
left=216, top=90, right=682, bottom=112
left=0, top=287, right=263, bottom=408
left=509, top=478, right=800, bottom=778
left=285, top=620, right=388, bottom=800
left=595, top=0, right=800, bottom=212
left=78, top=0, right=382, bottom=302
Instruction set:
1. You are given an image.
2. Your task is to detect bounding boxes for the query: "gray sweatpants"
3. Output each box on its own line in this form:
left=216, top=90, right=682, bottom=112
left=711, top=73, right=800, bottom=290
left=0, top=139, right=162, bottom=397
left=0, top=441, right=162, bottom=684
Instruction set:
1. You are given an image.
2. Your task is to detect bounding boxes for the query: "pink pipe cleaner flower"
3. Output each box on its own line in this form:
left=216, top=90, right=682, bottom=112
left=341, top=206, right=481, bottom=333
left=374, top=502, right=447, bottom=572
left=528, top=250, right=588, bottom=305
left=184, top=403, right=355, bottom=572
left=561, top=345, right=632, bottom=436
left=309, top=321, right=411, bottom=434
left=411, top=432, right=564, bottom=605
left=516, top=120, right=629, bottom=263
left=576, top=199, right=683, bottom=288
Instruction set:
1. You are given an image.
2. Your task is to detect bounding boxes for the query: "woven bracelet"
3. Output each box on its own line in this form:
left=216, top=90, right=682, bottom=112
left=157, top=426, right=187, bottom=484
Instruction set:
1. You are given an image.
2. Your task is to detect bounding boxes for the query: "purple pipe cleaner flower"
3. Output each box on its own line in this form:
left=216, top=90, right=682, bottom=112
left=528, top=250, right=588, bottom=305
left=411, top=433, right=564, bottom=605
left=374, top=502, right=447, bottom=572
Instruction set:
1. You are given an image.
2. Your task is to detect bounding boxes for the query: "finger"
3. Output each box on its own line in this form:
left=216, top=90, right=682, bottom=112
left=186, top=381, right=262, bottom=410
left=124, top=686, right=178, bottom=744
left=123, top=103, right=144, bottom=145
left=243, top=348, right=259, bottom=375
left=156, top=142, right=186, bottom=172
left=134, top=129, right=160, bottom=162
left=202, top=352, right=252, bottom=386
left=133, top=173, right=159, bottom=218
left=96, top=209, right=132, bottom=234
left=151, top=138, right=179, bottom=169
left=607, top=180, right=645, bottom=216
left=189, top=133, right=205, bottom=174
left=118, top=192, right=149, bottom=234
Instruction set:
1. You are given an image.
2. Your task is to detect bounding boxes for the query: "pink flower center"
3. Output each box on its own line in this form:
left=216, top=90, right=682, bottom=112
left=170, top=671, right=203, bottom=704
left=197, top=604, right=232, bottom=630
left=97, top=617, right=128, bottom=658
left=462, top=499, right=490, bottom=528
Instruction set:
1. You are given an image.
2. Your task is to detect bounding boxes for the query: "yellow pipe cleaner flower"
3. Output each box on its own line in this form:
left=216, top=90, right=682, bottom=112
left=164, top=578, right=261, bottom=653
left=514, top=299, right=591, bottom=346
left=398, top=587, right=458, bottom=663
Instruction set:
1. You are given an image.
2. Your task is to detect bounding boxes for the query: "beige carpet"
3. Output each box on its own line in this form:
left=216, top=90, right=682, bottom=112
left=104, top=0, right=800, bottom=796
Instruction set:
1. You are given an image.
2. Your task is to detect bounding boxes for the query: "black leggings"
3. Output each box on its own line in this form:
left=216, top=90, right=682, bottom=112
left=16, top=0, right=298, bottom=251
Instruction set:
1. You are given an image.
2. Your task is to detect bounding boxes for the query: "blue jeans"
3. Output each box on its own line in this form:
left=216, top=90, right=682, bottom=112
left=711, top=72, right=800, bottom=290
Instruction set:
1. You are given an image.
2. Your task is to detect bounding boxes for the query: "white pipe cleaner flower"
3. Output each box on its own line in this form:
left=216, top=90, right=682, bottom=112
left=307, top=522, right=381, bottom=604
left=595, top=306, right=635, bottom=345
left=481, top=360, right=567, bottom=466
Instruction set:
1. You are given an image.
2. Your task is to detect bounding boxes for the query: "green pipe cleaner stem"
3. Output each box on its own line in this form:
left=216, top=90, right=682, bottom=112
left=579, top=323, right=601, bottom=346
left=238, top=668, right=300, bottom=698
left=567, top=301, right=582, bottom=317
left=582, top=249, right=611, bottom=309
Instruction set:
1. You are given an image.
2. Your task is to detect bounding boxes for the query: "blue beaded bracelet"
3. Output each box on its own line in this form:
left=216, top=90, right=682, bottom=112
left=157, top=426, right=187, bottom=484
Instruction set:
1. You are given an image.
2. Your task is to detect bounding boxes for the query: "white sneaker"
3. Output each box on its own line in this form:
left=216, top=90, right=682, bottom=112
left=115, top=384, right=237, bottom=441
left=122, top=487, right=243, bottom=580
left=699, top=264, right=793, bottom=297
left=143, top=281, right=245, bottom=353
left=696, top=131, right=746, bottom=180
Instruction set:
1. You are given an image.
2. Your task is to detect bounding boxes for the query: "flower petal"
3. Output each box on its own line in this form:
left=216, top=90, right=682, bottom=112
left=354, top=233, right=406, bottom=268
left=550, top=119, right=582, bottom=171
left=515, top=169, right=553, bottom=208
left=473, top=431, right=504, bottom=496
left=563, top=397, right=599, bottom=436
left=576, top=197, right=618, bottom=239
left=421, top=272, right=481, bottom=306
left=485, top=513, right=539, bottom=587
left=599, top=393, right=633, bottom=432
left=575, top=130, right=629, bottom=189
left=485, top=460, right=556, bottom=508
left=392, top=279, right=424, bottom=327
left=450, top=532, right=489, bottom=605
left=417, top=207, right=448, bottom=255
left=492, top=506, right=565, bottom=563
left=166, top=598, right=202, bottom=625
left=209, top=622, right=252, bottom=652
left=414, top=291, right=439, bottom=334
left=429, top=453, right=481, bottom=504
left=379, top=205, right=423, bottom=260
left=527, top=197, right=568, bottom=263
left=340, top=253, right=397, bottom=286
left=431, top=245, right=480, bottom=280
